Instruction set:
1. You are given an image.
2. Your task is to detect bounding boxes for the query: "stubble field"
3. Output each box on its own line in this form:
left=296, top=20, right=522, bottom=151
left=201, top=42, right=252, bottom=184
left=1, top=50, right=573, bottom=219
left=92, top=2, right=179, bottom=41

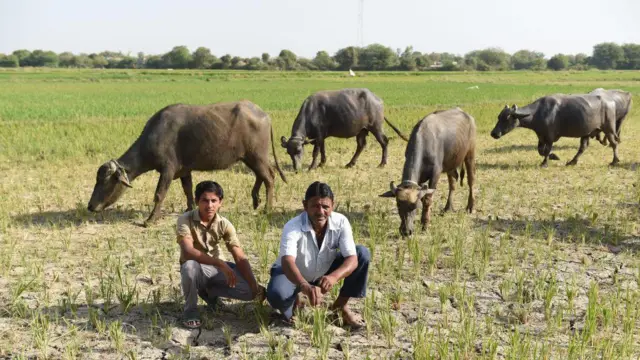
left=0, top=69, right=639, bottom=359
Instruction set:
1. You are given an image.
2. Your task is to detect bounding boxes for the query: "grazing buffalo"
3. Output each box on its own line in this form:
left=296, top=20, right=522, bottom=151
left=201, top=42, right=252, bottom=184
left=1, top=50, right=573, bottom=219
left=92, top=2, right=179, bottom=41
left=88, top=100, right=287, bottom=226
left=280, top=88, right=408, bottom=171
left=588, top=88, right=632, bottom=145
left=379, top=108, right=476, bottom=237
left=490, top=94, right=618, bottom=167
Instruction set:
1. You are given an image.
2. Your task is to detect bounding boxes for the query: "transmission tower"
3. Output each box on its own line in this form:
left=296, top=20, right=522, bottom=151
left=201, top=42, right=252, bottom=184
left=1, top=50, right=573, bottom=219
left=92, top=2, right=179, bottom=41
left=357, top=0, right=364, bottom=46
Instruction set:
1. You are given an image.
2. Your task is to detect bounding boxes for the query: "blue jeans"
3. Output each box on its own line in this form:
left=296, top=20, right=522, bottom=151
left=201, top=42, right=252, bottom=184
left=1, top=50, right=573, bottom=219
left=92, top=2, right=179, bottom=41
left=266, top=245, right=370, bottom=320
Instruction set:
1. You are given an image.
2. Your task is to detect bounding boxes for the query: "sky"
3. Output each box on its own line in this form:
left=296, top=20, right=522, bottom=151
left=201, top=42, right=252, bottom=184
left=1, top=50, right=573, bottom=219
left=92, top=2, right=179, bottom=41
left=1, top=0, right=639, bottom=59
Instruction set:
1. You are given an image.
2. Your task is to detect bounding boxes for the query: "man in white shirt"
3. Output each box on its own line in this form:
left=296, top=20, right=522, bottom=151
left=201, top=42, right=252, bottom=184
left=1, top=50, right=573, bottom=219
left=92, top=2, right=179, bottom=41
left=266, top=181, right=370, bottom=328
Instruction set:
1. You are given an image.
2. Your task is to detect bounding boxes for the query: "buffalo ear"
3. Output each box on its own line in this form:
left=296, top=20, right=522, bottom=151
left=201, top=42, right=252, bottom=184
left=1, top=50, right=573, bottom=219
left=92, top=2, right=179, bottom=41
left=379, top=181, right=398, bottom=198
left=116, top=167, right=133, bottom=188
left=417, top=188, right=435, bottom=200
left=280, top=136, right=288, bottom=148
left=303, top=138, right=317, bottom=146
left=510, top=104, right=518, bottom=112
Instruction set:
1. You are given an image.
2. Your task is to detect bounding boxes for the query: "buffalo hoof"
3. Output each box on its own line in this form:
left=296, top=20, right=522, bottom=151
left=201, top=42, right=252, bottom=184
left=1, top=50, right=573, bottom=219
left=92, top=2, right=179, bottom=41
left=549, top=153, right=560, bottom=161
left=610, top=159, right=620, bottom=166
left=566, top=160, right=578, bottom=166
left=344, top=163, right=355, bottom=168
left=540, top=162, right=549, bottom=168
left=466, top=206, right=473, bottom=214
left=377, top=163, right=386, bottom=168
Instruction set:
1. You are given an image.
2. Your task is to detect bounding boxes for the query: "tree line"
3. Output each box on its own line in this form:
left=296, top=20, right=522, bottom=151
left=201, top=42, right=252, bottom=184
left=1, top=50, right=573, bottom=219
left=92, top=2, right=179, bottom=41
left=1, top=42, right=639, bottom=71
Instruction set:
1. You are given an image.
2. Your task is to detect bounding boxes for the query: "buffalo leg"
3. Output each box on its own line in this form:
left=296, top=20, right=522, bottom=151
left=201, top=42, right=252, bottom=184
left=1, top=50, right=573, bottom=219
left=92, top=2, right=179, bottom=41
left=243, top=158, right=274, bottom=210
left=421, top=170, right=440, bottom=231
left=145, top=169, right=175, bottom=226
left=537, top=141, right=554, bottom=167
left=443, top=171, right=456, bottom=212
left=566, top=136, right=589, bottom=166
left=539, top=140, right=559, bottom=161
left=370, top=129, right=389, bottom=168
left=319, top=141, right=327, bottom=167
left=308, top=142, right=322, bottom=170
left=345, top=130, right=368, bottom=168
left=465, top=159, right=475, bottom=213
left=180, top=173, right=195, bottom=211
left=606, top=132, right=620, bottom=165
left=464, top=152, right=475, bottom=213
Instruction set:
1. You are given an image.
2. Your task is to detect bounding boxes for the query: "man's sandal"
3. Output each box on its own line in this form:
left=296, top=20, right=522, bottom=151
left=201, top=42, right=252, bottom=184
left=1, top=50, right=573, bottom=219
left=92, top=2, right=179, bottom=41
left=183, top=318, right=201, bottom=329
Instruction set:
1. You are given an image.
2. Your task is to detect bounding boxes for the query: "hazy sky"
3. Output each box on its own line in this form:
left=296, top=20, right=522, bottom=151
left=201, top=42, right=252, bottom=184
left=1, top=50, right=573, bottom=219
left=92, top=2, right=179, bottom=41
left=1, top=0, right=639, bottom=58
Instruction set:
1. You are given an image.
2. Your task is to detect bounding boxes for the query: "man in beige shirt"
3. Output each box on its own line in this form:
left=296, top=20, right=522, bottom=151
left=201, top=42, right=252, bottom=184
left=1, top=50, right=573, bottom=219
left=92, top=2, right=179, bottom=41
left=177, top=180, right=264, bottom=329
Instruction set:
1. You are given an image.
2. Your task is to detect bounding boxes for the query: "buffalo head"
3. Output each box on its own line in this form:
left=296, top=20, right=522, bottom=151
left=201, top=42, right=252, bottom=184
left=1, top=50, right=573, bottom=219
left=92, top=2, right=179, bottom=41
left=87, top=159, right=132, bottom=212
left=280, top=135, right=316, bottom=171
left=379, top=181, right=435, bottom=237
left=490, top=104, right=529, bottom=139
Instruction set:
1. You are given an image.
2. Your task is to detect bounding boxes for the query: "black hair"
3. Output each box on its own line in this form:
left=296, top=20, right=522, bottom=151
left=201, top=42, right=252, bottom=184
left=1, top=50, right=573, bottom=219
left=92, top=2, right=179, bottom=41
left=195, top=181, right=224, bottom=201
left=304, top=181, right=334, bottom=202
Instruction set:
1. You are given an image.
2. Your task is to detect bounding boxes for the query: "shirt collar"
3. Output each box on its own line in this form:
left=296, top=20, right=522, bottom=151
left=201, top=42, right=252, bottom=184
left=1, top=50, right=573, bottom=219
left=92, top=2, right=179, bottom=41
left=192, top=209, right=219, bottom=228
left=301, top=212, right=336, bottom=232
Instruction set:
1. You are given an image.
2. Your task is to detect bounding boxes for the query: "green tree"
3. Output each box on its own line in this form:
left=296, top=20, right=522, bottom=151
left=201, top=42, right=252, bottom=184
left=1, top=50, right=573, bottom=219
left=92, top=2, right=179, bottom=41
left=511, top=50, right=546, bottom=70
left=162, top=46, right=192, bottom=69
left=312, top=51, right=336, bottom=70
left=278, top=49, right=298, bottom=70
left=547, top=54, right=569, bottom=71
left=12, top=49, right=31, bottom=66
left=191, top=47, right=215, bottom=69
left=90, top=54, right=108, bottom=68
left=0, top=54, right=19, bottom=67
left=58, top=52, right=75, bottom=67
left=218, top=54, right=232, bottom=69
left=27, top=50, right=59, bottom=67
left=359, top=43, right=397, bottom=70
left=73, top=54, right=93, bottom=68
left=591, top=42, right=625, bottom=69
left=621, top=43, right=640, bottom=69
left=333, top=46, right=359, bottom=70
left=399, top=46, right=418, bottom=71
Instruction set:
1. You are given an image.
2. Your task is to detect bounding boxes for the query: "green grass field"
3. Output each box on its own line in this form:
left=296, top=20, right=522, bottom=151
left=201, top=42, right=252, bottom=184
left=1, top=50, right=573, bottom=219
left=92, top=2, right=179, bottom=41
left=0, top=68, right=639, bottom=359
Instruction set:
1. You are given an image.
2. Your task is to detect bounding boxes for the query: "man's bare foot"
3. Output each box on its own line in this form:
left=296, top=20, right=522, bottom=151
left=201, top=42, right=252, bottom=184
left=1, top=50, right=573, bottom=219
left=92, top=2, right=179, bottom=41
left=333, top=307, right=364, bottom=329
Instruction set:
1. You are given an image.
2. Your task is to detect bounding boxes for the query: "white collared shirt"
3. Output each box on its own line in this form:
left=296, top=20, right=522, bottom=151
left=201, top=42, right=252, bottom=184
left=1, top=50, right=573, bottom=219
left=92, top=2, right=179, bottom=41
left=275, top=211, right=357, bottom=282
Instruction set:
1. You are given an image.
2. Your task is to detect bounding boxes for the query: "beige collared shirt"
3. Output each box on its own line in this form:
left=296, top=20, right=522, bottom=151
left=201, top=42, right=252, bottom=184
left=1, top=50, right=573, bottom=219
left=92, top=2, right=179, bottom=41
left=176, top=209, right=241, bottom=264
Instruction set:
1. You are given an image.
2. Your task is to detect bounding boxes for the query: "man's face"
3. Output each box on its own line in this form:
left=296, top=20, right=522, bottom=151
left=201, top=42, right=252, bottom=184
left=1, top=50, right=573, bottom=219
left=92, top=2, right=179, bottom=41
left=198, top=191, right=222, bottom=221
left=303, top=196, right=333, bottom=230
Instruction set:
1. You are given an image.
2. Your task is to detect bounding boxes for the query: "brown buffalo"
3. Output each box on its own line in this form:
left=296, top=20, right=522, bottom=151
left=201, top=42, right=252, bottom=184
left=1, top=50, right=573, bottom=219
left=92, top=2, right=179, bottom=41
left=380, top=108, right=476, bottom=236
left=88, top=100, right=287, bottom=226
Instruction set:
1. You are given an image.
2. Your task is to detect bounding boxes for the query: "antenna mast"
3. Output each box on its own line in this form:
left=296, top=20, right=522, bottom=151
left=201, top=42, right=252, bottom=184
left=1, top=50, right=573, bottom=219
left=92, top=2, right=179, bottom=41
left=357, top=0, right=364, bottom=46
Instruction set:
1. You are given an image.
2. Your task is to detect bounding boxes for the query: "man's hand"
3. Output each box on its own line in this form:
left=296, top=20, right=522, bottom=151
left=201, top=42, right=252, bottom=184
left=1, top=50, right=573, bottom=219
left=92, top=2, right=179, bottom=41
left=318, top=274, right=338, bottom=294
left=301, top=282, right=323, bottom=306
left=252, top=284, right=266, bottom=302
left=216, top=262, right=237, bottom=288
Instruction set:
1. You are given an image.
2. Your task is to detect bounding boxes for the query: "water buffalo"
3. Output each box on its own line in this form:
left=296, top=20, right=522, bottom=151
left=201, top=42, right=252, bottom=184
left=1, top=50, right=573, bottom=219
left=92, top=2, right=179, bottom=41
left=379, top=108, right=476, bottom=237
left=588, top=88, right=632, bottom=146
left=280, top=88, right=408, bottom=171
left=88, top=100, right=287, bottom=226
left=490, top=94, right=618, bottom=167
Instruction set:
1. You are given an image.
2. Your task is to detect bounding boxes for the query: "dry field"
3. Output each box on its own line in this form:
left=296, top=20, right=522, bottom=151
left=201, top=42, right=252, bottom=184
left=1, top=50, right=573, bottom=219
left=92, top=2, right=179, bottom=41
left=0, top=69, right=639, bottom=359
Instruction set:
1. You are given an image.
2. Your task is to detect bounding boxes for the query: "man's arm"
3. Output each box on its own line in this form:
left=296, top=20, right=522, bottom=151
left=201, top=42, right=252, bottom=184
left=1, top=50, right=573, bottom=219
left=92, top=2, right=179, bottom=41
left=281, top=255, right=309, bottom=288
left=282, top=255, right=322, bottom=306
left=228, top=244, right=261, bottom=298
left=178, top=235, right=237, bottom=286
